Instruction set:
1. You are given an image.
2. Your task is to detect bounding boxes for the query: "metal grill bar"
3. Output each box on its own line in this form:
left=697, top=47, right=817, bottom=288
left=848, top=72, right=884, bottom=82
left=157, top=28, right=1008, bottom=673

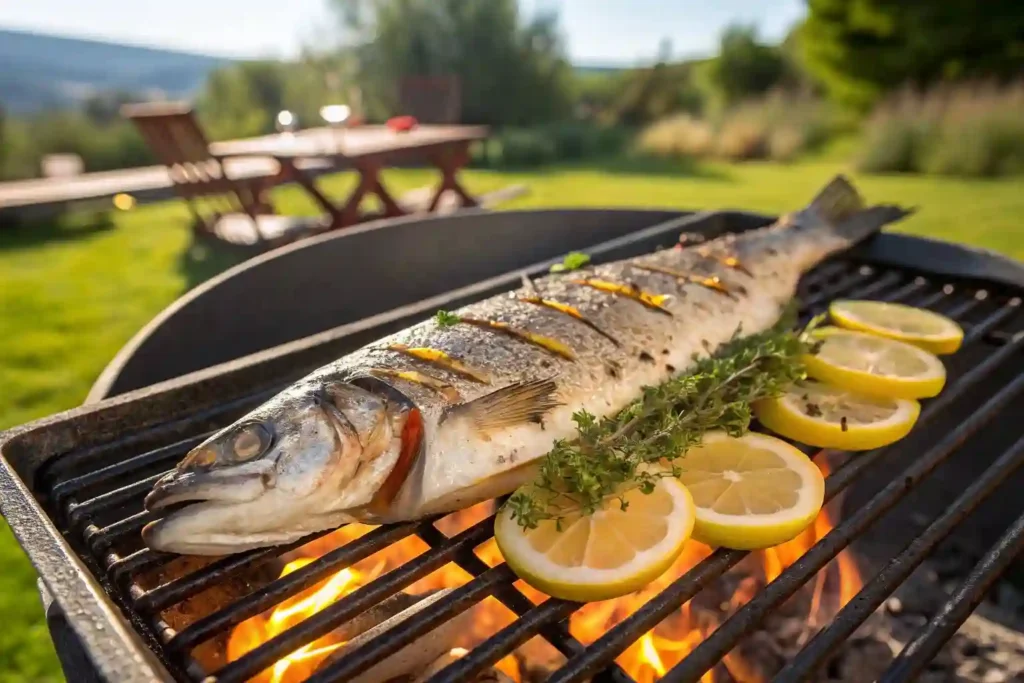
left=212, top=517, right=495, bottom=683
left=662, top=361, right=1024, bottom=683
left=166, top=522, right=422, bottom=650
left=84, top=510, right=157, bottom=551
left=306, top=565, right=516, bottom=683
left=773, top=431, right=1024, bottom=682
left=66, top=471, right=163, bottom=523
left=425, top=600, right=584, bottom=683
left=138, top=528, right=345, bottom=613
left=51, top=433, right=209, bottom=504
left=413, top=522, right=605, bottom=671
left=801, top=272, right=871, bottom=309
left=110, top=548, right=172, bottom=579
left=543, top=314, right=1024, bottom=683
left=880, top=508, right=1024, bottom=682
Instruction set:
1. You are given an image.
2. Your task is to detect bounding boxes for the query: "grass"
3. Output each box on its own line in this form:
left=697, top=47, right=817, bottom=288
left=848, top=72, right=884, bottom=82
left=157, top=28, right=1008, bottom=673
left=2, top=159, right=1023, bottom=681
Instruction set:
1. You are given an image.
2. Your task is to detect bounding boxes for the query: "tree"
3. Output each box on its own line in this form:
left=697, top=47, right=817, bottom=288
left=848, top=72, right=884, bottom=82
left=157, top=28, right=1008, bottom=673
left=83, top=91, right=142, bottom=126
left=330, top=0, right=573, bottom=126
left=198, top=62, right=287, bottom=139
left=708, top=25, right=790, bottom=107
left=799, top=0, right=1024, bottom=109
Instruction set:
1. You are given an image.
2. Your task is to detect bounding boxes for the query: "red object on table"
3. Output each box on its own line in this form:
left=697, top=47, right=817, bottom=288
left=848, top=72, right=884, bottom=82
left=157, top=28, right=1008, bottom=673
left=387, top=116, right=419, bottom=133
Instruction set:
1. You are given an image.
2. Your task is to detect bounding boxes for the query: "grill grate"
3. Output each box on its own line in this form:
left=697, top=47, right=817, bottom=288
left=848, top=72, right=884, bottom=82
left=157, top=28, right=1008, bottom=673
left=28, top=253, right=1024, bottom=683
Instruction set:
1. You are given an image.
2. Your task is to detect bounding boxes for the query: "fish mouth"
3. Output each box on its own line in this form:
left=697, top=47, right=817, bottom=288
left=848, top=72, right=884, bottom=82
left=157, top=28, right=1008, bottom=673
left=144, top=470, right=268, bottom=512
left=143, top=470, right=283, bottom=554
left=142, top=493, right=329, bottom=555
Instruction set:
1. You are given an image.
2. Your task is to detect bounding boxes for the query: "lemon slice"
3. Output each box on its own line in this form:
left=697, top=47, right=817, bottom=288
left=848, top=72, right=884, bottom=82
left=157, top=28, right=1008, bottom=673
left=676, top=431, right=824, bottom=550
left=495, top=477, right=695, bottom=602
left=803, top=327, right=946, bottom=399
left=830, top=300, right=963, bottom=355
left=755, top=380, right=921, bottom=451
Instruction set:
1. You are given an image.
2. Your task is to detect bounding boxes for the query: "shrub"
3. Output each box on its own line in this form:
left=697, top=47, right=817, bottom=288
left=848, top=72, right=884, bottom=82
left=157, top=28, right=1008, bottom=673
left=857, top=115, right=925, bottom=174
left=474, top=123, right=631, bottom=168
left=636, top=115, right=714, bottom=158
left=636, top=92, right=834, bottom=163
left=0, top=112, right=155, bottom=180
left=716, top=109, right=769, bottom=161
left=767, top=125, right=806, bottom=163
left=858, top=82, right=1024, bottom=177
left=496, top=129, right=558, bottom=167
left=589, top=125, right=633, bottom=157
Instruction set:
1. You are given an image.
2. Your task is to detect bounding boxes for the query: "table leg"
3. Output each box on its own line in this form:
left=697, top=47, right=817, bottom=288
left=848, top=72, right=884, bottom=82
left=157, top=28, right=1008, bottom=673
left=342, top=160, right=406, bottom=225
left=427, top=142, right=477, bottom=212
left=366, top=162, right=405, bottom=219
left=278, top=158, right=343, bottom=226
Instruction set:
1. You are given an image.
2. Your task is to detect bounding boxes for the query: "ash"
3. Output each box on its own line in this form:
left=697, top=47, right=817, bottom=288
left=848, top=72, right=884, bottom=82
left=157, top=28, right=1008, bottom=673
left=701, top=553, right=1024, bottom=683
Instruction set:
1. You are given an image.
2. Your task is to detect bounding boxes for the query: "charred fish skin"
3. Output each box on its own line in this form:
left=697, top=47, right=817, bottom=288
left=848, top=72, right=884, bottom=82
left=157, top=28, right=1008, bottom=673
left=142, top=176, right=910, bottom=554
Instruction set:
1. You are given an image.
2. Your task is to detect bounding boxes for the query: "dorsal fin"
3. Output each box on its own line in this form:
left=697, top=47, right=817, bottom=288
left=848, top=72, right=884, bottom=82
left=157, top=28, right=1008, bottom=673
left=442, top=378, right=560, bottom=431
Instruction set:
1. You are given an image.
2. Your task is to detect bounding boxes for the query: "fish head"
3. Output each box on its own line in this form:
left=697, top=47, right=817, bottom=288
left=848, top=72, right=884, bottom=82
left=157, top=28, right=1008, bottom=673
left=143, top=380, right=415, bottom=554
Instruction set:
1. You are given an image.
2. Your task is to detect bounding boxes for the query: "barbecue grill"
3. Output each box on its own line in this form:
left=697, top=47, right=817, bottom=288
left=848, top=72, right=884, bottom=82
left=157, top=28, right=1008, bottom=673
left=3, top=207, right=1024, bottom=683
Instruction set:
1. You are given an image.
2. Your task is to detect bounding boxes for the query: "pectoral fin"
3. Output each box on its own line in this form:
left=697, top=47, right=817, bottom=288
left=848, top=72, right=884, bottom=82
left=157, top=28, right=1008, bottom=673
left=442, top=378, right=560, bottom=431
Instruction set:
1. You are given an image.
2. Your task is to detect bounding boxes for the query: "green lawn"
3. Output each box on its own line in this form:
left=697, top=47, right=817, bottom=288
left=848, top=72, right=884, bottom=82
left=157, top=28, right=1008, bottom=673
left=1, top=158, right=1022, bottom=681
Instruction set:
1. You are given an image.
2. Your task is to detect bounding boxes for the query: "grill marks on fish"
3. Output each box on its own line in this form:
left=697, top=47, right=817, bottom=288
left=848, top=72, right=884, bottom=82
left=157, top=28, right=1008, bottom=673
left=347, top=230, right=782, bottom=434
left=458, top=317, right=578, bottom=361
left=516, top=295, right=621, bottom=346
left=634, top=263, right=742, bottom=299
left=366, top=368, right=462, bottom=402
left=695, top=245, right=754, bottom=277
left=387, top=344, right=492, bottom=384
left=570, top=277, right=674, bottom=315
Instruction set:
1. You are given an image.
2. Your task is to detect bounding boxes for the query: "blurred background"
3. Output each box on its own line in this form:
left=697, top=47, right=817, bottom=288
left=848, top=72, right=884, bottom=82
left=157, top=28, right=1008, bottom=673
left=0, top=1, right=1022, bottom=680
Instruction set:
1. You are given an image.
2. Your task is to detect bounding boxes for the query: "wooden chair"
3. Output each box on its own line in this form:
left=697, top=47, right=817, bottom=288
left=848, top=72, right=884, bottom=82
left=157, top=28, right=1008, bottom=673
left=122, top=102, right=329, bottom=249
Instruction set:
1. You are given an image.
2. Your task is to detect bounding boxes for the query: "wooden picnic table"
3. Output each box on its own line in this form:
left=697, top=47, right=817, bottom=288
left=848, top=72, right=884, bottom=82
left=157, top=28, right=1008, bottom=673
left=209, top=124, right=489, bottom=228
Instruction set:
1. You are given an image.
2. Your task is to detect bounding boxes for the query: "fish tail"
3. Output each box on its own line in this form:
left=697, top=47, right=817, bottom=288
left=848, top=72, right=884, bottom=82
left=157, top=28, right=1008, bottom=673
left=805, top=174, right=913, bottom=245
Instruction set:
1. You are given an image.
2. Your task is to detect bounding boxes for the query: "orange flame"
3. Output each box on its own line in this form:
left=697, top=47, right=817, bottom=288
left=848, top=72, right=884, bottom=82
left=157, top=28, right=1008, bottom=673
left=225, top=459, right=862, bottom=683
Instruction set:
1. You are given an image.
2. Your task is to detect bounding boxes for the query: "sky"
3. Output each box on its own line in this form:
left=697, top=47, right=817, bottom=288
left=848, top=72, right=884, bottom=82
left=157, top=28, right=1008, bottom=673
left=0, top=0, right=805, bottom=64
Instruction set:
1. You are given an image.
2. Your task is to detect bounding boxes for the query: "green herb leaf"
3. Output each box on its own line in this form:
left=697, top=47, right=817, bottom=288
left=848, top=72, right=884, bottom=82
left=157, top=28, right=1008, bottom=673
left=550, top=252, right=591, bottom=273
left=507, top=317, right=813, bottom=529
left=435, top=310, right=461, bottom=327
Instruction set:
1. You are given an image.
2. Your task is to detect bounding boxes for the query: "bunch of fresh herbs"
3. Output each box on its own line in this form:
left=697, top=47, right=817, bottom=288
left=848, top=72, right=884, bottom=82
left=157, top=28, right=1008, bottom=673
left=506, top=312, right=820, bottom=529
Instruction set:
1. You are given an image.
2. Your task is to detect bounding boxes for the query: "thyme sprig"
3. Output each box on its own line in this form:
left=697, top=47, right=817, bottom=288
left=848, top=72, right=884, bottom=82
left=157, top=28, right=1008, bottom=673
left=435, top=310, right=461, bottom=327
left=550, top=251, right=591, bottom=273
left=506, top=312, right=821, bottom=529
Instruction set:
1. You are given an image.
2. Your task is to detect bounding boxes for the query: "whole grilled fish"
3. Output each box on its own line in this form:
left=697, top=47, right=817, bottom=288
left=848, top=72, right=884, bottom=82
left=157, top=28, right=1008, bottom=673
left=143, top=177, right=907, bottom=554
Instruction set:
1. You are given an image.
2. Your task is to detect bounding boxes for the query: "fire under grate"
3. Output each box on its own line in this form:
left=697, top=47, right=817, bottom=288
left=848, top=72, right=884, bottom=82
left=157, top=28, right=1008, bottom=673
left=7, top=214, right=1024, bottom=683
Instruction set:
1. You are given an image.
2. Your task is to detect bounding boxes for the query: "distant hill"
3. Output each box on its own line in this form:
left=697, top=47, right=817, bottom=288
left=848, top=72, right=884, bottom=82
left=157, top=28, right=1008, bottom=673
left=0, top=29, right=231, bottom=113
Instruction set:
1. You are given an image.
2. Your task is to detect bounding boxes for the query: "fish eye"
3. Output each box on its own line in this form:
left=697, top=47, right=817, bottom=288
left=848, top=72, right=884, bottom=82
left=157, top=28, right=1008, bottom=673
left=230, top=424, right=272, bottom=462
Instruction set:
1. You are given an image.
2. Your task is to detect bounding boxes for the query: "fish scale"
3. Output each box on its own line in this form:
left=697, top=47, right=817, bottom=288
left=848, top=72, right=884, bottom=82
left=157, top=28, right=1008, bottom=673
left=141, top=176, right=911, bottom=555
